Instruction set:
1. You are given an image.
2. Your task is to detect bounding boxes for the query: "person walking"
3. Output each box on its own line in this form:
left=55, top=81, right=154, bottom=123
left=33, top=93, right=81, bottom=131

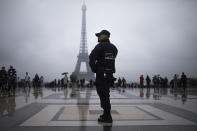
left=25, top=72, right=31, bottom=88
left=140, top=75, right=144, bottom=89
left=118, top=77, right=122, bottom=88
left=146, top=75, right=151, bottom=89
left=0, top=66, right=8, bottom=93
left=122, top=77, right=126, bottom=92
left=181, top=72, right=187, bottom=92
left=34, top=74, right=40, bottom=88
left=122, top=77, right=126, bottom=88
left=173, top=74, right=178, bottom=90
left=63, top=74, right=68, bottom=88
left=7, top=66, right=17, bottom=92
left=40, top=76, right=44, bottom=87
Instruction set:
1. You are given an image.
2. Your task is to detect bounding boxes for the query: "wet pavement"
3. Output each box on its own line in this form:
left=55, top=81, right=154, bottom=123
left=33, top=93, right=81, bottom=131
left=0, top=86, right=197, bottom=131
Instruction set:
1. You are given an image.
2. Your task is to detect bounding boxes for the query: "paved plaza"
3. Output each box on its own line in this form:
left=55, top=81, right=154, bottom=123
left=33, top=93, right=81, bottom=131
left=0, top=87, right=197, bottom=131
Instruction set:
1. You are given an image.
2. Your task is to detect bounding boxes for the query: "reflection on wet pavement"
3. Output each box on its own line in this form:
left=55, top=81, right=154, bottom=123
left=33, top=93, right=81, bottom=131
left=0, top=86, right=196, bottom=116
left=0, top=86, right=197, bottom=130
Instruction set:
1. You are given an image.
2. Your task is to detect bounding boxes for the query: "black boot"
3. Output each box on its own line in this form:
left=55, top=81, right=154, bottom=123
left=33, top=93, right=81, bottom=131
left=99, top=113, right=104, bottom=119
left=98, top=114, right=113, bottom=123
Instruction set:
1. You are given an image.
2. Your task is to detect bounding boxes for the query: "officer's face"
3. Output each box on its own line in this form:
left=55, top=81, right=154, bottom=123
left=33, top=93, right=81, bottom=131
left=98, top=34, right=109, bottom=41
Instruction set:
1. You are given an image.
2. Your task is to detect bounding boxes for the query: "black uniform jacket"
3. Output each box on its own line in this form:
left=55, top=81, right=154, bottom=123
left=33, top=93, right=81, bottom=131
left=89, top=40, right=118, bottom=74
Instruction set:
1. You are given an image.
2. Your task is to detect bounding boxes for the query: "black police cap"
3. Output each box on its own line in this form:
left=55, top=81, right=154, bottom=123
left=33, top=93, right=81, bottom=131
left=95, top=30, right=110, bottom=37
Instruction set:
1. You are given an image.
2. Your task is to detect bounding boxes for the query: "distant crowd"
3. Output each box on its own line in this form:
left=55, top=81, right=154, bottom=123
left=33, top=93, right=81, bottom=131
left=0, top=66, right=45, bottom=96
left=0, top=66, right=16, bottom=96
left=46, top=74, right=94, bottom=88
left=46, top=72, right=188, bottom=94
left=0, top=65, right=190, bottom=96
left=116, top=72, right=187, bottom=92
left=137, top=72, right=187, bottom=91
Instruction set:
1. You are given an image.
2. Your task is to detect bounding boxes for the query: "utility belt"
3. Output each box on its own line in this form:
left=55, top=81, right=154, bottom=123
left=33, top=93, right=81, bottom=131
left=96, top=61, right=116, bottom=86
left=103, top=69, right=116, bottom=87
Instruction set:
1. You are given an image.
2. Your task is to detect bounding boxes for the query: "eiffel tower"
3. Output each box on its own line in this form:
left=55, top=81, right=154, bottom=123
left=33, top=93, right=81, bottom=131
left=72, top=0, right=94, bottom=80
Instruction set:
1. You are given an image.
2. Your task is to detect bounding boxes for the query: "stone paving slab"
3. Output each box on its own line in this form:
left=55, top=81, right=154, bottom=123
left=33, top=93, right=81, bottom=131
left=0, top=88, right=197, bottom=131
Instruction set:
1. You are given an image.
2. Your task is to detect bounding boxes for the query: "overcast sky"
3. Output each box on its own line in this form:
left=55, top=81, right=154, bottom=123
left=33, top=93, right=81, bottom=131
left=0, top=0, right=197, bottom=82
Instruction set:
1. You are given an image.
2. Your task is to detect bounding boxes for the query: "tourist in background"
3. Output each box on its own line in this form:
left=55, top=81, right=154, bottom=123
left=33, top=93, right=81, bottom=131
left=0, top=66, right=8, bottom=93
left=40, top=76, right=44, bottom=87
left=181, top=72, right=187, bottom=92
left=25, top=72, right=31, bottom=88
left=146, top=75, right=151, bottom=89
left=8, top=66, right=17, bottom=93
left=63, top=74, right=68, bottom=88
left=140, top=75, right=144, bottom=88
left=173, top=74, right=178, bottom=90
left=33, top=74, right=40, bottom=88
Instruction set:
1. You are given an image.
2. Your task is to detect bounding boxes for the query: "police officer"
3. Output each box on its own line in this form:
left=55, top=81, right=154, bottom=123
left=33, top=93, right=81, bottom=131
left=89, top=30, right=118, bottom=123
left=8, top=66, right=17, bottom=92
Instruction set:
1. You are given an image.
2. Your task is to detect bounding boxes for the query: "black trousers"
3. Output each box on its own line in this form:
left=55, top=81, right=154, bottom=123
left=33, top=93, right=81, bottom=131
left=8, top=80, right=16, bottom=91
left=96, top=71, right=111, bottom=116
left=0, top=80, right=7, bottom=91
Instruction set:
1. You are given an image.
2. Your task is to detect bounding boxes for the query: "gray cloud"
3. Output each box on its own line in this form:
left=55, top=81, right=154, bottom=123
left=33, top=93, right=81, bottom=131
left=0, top=0, right=197, bottom=82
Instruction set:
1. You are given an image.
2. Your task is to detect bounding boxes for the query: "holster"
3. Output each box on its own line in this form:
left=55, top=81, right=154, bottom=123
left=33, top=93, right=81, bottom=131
left=104, top=71, right=116, bottom=87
